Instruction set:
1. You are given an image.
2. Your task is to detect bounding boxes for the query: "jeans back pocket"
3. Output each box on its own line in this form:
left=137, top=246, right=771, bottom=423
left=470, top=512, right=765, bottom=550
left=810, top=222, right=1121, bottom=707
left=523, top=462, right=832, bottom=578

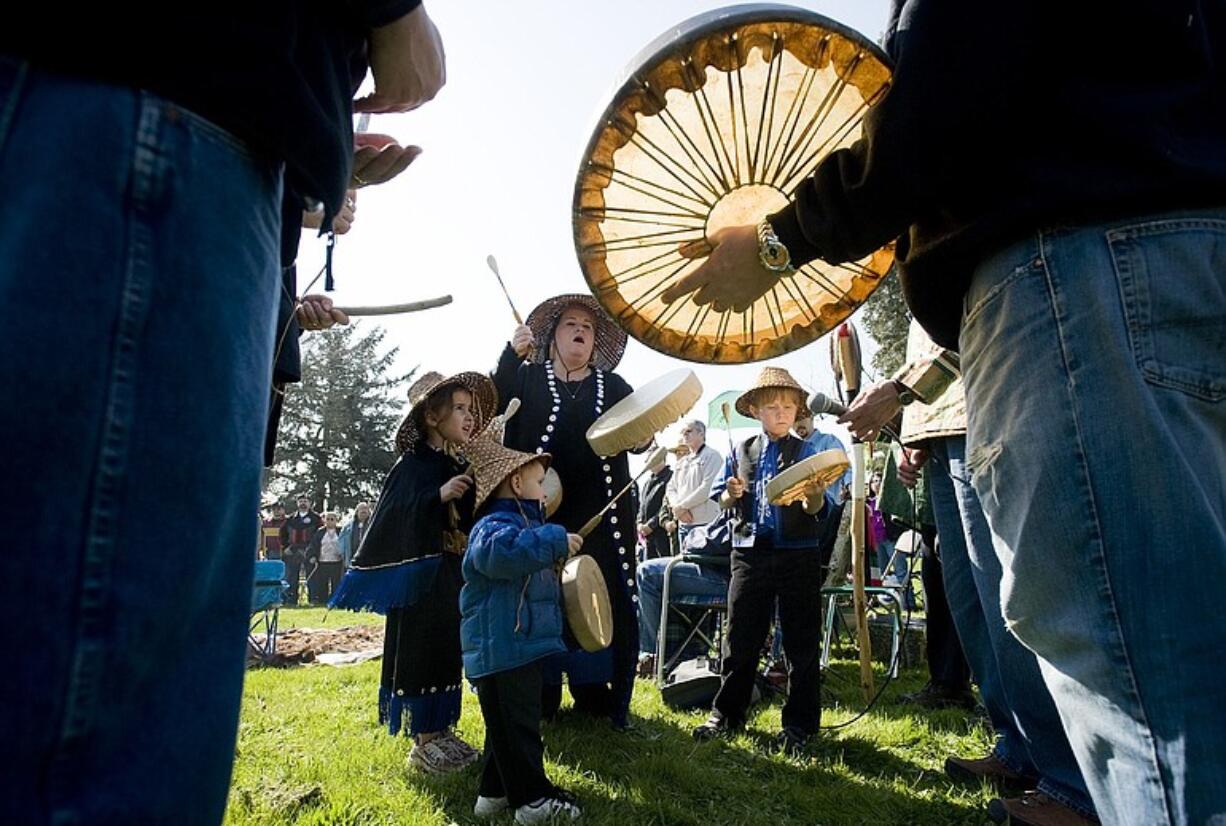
left=1106, top=218, right=1226, bottom=401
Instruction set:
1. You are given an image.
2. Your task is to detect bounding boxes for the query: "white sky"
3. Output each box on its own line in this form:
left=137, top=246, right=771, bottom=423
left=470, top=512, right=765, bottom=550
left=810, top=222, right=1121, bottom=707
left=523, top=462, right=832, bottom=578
left=297, top=1, right=892, bottom=452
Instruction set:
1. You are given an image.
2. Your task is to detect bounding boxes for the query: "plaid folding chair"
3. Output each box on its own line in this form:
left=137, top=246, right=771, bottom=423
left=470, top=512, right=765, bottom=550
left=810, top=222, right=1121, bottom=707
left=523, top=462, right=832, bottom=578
left=248, top=559, right=287, bottom=664
left=654, top=553, right=731, bottom=686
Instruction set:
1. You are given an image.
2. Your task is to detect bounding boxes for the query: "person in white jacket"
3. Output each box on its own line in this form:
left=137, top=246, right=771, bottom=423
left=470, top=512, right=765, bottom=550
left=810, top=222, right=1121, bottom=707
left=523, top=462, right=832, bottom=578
left=664, top=420, right=723, bottom=546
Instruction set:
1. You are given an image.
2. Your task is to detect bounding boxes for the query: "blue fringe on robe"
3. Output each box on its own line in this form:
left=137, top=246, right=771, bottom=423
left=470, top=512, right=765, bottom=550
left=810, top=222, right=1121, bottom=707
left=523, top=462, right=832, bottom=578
left=327, top=555, right=442, bottom=614
left=377, top=684, right=462, bottom=736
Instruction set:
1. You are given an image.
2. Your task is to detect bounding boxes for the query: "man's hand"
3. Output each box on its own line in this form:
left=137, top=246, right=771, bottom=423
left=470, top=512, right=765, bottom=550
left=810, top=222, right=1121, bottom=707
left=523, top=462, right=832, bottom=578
left=351, top=133, right=422, bottom=188
left=301, top=190, right=357, bottom=234
left=511, top=324, right=535, bottom=358
left=675, top=507, right=693, bottom=523
left=660, top=225, right=780, bottom=313
left=297, top=294, right=350, bottom=331
left=663, top=520, right=678, bottom=535
left=355, top=5, right=446, bottom=114
left=897, top=447, right=929, bottom=489
left=725, top=477, right=746, bottom=499
left=638, top=522, right=653, bottom=537
left=567, top=533, right=584, bottom=557
left=838, top=380, right=903, bottom=443
left=439, top=474, right=473, bottom=503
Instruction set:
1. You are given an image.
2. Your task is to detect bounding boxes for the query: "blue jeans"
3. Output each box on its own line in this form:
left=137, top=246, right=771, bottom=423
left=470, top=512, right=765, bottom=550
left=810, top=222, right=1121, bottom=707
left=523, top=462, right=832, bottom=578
left=0, top=61, right=282, bottom=824
left=636, top=556, right=729, bottom=658
left=928, top=437, right=1094, bottom=816
left=960, top=210, right=1226, bottom=826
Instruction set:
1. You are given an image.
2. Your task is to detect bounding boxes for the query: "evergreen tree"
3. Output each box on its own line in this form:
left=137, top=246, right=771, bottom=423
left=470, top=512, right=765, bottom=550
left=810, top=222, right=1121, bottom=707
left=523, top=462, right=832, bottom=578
left=266, top=322, right=414, bottom=513
left=862, top=269, right=910, bottom=377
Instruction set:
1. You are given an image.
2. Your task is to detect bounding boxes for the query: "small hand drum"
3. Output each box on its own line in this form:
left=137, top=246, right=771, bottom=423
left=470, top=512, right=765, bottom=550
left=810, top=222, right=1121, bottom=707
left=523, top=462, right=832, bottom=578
left=765, top=448, right=849, bottom=505
left=586, top=368, right=703, bottom=457
left=561, top=555, right=613, bottom=652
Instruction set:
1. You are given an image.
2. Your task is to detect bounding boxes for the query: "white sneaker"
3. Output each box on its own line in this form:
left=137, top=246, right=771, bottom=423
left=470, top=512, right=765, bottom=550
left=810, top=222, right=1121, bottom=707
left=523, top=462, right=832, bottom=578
left=515, top=791, right=581, bottom=823
left=474, top=795, right=509, bottom=817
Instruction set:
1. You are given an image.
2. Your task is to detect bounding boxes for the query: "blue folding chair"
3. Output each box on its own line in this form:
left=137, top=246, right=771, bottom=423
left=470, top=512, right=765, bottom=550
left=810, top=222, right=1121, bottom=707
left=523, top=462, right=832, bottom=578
left=249, top=560, right=287, bottom=664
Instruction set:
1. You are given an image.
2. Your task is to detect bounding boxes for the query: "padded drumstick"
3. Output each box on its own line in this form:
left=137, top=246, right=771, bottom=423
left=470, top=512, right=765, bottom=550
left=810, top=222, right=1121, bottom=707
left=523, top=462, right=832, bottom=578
left=720, top=401, right=739, bottom=478
left=486, top=255, right=524, bottom=325
left=577, top=446, right=668, bottom=537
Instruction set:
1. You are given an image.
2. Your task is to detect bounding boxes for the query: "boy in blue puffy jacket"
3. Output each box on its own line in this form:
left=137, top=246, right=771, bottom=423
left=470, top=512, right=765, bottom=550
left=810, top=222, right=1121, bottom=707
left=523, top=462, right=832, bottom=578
left=461, top=436, right=584, bottom=824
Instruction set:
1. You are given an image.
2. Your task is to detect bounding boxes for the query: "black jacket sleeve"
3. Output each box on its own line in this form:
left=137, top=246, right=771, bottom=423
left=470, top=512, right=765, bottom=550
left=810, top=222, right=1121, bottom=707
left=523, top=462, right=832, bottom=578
left=768, top=0, right=1010, bottom=266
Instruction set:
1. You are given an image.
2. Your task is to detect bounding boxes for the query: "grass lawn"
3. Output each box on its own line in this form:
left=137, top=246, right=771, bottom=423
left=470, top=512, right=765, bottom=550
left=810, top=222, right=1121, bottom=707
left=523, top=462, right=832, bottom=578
left=228, top=608, right=996, bottom=825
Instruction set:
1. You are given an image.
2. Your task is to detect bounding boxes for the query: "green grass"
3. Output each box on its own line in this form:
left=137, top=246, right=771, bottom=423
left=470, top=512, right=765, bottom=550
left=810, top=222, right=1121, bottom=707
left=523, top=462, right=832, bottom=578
left=226, top=633, right=998, bottom=826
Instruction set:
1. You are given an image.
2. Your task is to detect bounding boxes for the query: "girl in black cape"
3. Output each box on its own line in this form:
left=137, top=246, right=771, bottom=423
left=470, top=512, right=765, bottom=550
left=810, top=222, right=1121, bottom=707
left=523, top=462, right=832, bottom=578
left=329, top=370, right=495, bottom=774
left=493, top=294, right=641, bottom=729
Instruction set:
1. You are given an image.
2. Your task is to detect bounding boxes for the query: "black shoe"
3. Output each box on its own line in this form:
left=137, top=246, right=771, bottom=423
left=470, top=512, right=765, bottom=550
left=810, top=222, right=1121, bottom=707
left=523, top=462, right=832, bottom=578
left=900, top=681, right=977, bottom=710
left=692, top=714, right=740, bottom=741
left=774, top=726, right=809, bottom=757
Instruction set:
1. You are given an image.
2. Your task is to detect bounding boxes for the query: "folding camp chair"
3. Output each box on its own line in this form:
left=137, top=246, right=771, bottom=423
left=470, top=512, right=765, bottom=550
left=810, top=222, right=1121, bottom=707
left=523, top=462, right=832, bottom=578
left=654, top=553, right=731, bottom=686
left=248, top=559, right=287, bottom=664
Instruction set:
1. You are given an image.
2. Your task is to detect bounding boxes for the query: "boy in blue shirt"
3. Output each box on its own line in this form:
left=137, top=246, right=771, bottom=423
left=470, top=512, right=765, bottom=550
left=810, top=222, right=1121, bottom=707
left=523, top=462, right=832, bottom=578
left=461, top=431, right=584, bottom=823
left=693, top=367, right=840, bottom=754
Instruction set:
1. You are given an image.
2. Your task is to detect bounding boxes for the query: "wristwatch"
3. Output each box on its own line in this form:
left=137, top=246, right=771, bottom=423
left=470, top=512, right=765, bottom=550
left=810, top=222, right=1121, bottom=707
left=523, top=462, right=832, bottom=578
left=756, top=220, right=794, bottom=273
left=892, top=380, right=917, bottom=406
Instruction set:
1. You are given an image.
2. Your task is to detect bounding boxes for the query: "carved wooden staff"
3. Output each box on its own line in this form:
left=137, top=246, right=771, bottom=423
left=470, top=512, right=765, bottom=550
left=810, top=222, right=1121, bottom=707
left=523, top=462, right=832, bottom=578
left=836, top=321, right=874, bottom=703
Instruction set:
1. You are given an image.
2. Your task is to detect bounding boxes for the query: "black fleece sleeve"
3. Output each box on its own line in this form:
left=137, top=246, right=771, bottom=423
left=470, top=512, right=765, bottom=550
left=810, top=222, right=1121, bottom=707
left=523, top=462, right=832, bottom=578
left=768, top=0, right=1010, bottom=266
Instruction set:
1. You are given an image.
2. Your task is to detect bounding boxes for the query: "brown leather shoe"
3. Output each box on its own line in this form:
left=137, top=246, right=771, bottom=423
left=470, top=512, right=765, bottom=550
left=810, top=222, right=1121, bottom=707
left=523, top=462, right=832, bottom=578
left=987, top=792, right=1099, bottom=825
left=945, top=753, right=1039, bottom=796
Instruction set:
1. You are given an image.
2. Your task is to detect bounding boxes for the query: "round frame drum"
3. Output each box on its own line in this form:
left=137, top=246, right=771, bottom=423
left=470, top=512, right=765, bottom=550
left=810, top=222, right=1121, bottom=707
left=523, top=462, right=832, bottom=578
left=587, top=368, right=703, bottom=457
left=765, top=448, right=850, bottom=505
left=561, top=555, right=613, bottom=652
left=575, top=5, right=894, bottom=363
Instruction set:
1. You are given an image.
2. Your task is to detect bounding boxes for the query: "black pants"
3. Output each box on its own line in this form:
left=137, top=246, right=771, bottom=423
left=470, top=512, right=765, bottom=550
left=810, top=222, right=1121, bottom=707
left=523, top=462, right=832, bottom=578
left=475, top=662, right=553, bottom=808
left=712, top=543, right=823, bottom=734
left=920, top=529, right=971, bottom=689
left=310, top=560, right=342, bottom=604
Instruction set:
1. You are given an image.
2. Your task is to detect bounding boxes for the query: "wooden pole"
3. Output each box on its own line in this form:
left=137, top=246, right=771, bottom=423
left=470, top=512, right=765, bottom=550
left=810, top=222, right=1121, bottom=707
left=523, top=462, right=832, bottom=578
left=850, top=441, right=874, bottom=702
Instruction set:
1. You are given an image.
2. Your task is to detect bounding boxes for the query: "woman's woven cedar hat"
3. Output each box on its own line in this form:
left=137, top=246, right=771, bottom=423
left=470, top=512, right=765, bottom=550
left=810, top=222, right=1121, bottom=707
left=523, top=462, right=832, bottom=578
left=524, top=293, right=628, bottom=372
left=394, top=371, right=498, bottom=455
left=734, top=366, right=807, bottom=418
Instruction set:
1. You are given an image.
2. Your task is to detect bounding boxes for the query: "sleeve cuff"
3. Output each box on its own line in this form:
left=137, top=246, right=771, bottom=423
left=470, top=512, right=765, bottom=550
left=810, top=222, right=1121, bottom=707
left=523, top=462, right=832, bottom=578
left=768, top=204, right=824, bottom=270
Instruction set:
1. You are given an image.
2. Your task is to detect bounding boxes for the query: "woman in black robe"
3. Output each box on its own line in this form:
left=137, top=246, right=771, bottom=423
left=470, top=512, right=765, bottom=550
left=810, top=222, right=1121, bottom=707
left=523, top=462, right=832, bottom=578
left=493, top=294, right=640, bottom=729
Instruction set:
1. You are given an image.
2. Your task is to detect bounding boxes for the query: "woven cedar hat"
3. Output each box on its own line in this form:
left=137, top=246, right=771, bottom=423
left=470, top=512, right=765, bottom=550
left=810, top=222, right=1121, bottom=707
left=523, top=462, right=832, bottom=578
left=734, top=366, right=808, bottom=418
left=394, top=370, right=498, bottom=455
left=467, top=431, right=552, bottom=513
left=524, top=293, right=628, bottom=372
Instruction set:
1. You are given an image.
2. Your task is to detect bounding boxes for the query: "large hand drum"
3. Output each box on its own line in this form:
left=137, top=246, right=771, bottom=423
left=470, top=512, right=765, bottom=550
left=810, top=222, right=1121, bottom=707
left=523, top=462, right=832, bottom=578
left=561, top=555, right=613, bottom=652
left=766, top=448, right=850, bottom=505
left=575, top=6, right=894, bottom=363
left=587, top=368, right=702, bottom=457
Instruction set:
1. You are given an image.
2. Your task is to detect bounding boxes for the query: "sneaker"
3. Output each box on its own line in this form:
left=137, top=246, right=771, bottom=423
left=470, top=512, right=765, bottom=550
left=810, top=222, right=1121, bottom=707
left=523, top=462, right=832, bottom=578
left=899, top=681, right=978, bottom=710
left=987, top=791, right=1099, bottom=825
left=692, top=714, right=741, bottom=741
left=474, top=795, right=509, bottom=818
left=945, top=753, right=1038, bottom=796
left=636, top=654, right=656, bottom=678
left=774, top=726, right=809, bottom=757
left=515, top=789, right=581, bottom=823
left=408, top=738, right=469, bottom=775
left=437, top=732, right=480, bottom=766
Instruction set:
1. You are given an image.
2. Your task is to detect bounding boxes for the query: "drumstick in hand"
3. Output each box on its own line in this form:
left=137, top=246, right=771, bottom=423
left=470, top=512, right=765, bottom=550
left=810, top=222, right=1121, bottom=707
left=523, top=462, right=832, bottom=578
left=578, top=446, right=668, bottom=538
left=721, top=401, right=739, bottom=478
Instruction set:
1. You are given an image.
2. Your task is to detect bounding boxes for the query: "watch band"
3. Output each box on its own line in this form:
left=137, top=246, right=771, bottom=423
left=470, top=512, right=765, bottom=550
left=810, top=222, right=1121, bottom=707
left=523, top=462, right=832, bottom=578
left=757, top=220, right=794, bottom=273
